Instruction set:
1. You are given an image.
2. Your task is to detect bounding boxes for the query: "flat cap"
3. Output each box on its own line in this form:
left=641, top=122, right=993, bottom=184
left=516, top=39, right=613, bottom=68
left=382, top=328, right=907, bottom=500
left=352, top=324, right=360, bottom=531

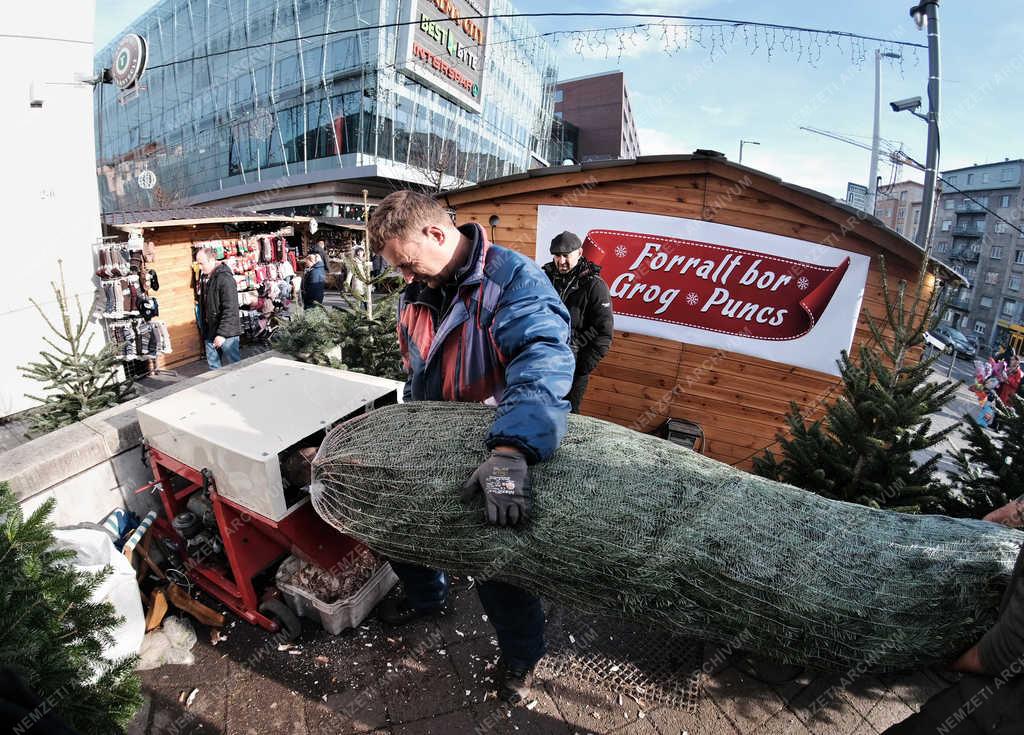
left=550, top=231, right=583, bottom=254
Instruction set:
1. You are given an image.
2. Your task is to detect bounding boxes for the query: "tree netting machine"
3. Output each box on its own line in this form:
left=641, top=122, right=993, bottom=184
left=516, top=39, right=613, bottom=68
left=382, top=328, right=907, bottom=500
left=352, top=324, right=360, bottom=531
left=136, top=357, right=402, bottom=637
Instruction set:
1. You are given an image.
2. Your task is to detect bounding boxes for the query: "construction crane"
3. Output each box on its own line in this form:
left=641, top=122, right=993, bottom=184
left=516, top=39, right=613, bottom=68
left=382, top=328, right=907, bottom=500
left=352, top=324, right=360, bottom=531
left=798, top=126, right=912, bottom=194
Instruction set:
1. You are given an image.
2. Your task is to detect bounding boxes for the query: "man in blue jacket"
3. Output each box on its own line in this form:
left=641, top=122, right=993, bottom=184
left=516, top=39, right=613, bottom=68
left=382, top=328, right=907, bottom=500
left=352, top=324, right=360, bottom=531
left=368, top=190, right=574, bottom=703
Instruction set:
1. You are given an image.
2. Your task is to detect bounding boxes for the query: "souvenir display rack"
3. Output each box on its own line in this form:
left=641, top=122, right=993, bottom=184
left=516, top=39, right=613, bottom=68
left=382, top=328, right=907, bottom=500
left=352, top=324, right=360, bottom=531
left=94, top=235, right=172, bottom=378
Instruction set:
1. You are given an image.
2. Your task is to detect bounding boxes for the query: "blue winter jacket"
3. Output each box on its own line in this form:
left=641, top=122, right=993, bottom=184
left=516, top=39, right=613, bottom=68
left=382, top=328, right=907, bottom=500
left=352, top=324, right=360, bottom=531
left=305, top=259, right=326, bottom=285
left=397, top=223, right=574, bottom=463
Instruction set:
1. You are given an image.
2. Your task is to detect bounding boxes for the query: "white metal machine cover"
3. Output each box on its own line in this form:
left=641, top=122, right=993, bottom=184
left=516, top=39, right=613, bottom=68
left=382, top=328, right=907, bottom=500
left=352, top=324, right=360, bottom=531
left=137, top=357, right=402, bottom=521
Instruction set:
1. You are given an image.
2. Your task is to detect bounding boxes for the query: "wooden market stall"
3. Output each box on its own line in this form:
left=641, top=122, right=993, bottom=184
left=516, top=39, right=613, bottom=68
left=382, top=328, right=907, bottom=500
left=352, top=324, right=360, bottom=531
left=102, top=207, right=313, bottom=370
left=443, top=151, right=964, bottom=469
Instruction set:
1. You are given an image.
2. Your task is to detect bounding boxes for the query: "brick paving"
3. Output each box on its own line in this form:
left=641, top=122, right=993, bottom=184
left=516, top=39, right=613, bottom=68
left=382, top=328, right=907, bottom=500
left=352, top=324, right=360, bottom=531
left=121, top=357, right=970, bottom=735
left=0, top=344, right=969, bottom=733
left=127, top=577, right=951, bottom=735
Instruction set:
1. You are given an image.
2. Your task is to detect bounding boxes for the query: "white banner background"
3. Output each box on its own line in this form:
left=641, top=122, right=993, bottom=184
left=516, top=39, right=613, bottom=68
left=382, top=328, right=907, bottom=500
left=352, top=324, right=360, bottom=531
left=534, top=205, right=871, bottom=376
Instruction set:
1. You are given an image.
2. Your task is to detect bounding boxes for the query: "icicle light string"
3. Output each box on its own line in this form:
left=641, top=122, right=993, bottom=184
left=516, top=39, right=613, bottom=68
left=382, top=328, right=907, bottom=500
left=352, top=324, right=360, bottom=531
left=138, top=13, right=923, bottom=75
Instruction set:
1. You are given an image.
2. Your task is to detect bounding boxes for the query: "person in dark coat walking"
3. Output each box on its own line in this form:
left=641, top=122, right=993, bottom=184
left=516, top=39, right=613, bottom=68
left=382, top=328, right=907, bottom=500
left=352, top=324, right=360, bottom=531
left=301, top=254, right=327, bottom=307
left=310, top=240, right=331, bottom=279
left=195, top=247, right=242, bottom=369
left=542, top=231, right=614, bottom=413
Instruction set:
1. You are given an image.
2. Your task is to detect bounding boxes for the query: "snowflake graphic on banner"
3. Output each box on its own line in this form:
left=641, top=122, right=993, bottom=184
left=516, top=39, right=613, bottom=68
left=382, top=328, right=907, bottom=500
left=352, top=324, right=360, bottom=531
left=686, top=292, right=700, bottom=306
left=797, top=276, right=810, bottom=291
left=615, top=245, right=628, bottom=258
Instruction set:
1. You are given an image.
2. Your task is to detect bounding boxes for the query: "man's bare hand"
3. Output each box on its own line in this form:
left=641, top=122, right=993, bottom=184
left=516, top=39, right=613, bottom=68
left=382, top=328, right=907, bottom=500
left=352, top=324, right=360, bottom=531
left=213, top=335, right=226, bottom=349
left=982, top=498, right=1024, bottom=528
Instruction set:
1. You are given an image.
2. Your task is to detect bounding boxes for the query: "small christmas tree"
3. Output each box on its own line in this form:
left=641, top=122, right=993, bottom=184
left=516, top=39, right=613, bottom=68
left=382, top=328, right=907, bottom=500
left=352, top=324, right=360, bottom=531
left=948, top=394, right=1024, bottom=517
left=271, top=290, right=405, bottom=381
left=331, top=290, right=405, bottom=381
left=0, top=481, right=142, bottom=733
left=270, top=305, right=346, bottom=367
left=19, top=261, right=133, bottom=436
left=754, top=258, right=962, bottom=514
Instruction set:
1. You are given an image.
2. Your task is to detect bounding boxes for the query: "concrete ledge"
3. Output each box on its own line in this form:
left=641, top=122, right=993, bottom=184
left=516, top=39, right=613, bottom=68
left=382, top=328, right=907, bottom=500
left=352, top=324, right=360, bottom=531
left=2, top=422, right=111, bottom=499
left=0, top=351, right=280, bottom=506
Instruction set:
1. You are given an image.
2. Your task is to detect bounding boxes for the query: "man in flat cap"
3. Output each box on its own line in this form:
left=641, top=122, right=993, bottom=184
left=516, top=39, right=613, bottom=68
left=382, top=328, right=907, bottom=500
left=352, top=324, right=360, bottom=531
left=543, top=231, right=614, bottom=413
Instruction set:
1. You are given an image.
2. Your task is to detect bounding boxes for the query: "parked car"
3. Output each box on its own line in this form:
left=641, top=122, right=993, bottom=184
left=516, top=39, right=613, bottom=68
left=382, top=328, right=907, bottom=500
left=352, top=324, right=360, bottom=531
left=966, top=334, right=983, bottom=355
left=932, top=324, right=977, bottom=358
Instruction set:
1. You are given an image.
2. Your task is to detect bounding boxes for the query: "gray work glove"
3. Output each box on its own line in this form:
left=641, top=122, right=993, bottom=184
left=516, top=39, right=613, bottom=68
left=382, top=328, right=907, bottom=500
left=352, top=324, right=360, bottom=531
left=459, top=449, right=532, bottom=527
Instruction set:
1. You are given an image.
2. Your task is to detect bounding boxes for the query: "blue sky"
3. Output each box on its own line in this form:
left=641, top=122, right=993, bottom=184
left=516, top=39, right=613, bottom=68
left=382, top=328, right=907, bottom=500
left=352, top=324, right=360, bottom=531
left=95, top=0, right=1023, bottom=200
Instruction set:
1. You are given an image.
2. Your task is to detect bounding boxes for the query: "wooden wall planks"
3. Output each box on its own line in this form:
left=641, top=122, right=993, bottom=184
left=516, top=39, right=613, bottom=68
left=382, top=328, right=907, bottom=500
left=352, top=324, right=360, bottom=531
left=145, top=225, right=224, bottom=368
left=448, top=166, right=940, bottom=470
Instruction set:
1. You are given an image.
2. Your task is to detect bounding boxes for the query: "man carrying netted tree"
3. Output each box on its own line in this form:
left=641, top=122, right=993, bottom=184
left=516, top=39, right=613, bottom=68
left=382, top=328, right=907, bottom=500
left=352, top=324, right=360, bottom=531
left=366, top=189, right=575, bottom=703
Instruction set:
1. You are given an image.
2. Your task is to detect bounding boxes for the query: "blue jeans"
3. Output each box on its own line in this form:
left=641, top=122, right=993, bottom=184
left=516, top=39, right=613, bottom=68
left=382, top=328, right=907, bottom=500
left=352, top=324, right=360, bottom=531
left=204, top=336, right=240, bottom=369
left=389, top=560, right=546, bottom=672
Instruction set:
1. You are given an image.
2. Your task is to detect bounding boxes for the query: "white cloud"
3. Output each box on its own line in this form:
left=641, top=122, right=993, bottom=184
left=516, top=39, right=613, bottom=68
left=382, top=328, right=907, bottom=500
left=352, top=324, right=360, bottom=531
left=744, top=149, right=863, bottom=201
left=636, top=129, right=867, bottom=201
left=617, top=0, right=715, bottom=15
left=637, top=126, right=690, bottom=156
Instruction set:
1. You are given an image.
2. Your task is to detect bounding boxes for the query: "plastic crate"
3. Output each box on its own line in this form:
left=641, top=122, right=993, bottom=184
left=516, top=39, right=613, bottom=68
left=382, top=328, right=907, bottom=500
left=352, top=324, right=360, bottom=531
left=276, top=555, right=397, bottom=635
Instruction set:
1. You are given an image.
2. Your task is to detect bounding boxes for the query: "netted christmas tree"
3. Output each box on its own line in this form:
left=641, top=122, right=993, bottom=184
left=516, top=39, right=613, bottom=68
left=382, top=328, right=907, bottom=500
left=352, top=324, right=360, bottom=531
left=947, top=393, right=1024, bottom=517
left=754, top=258, right=961, bottom=513
left=0, top=482, right=142, bottom=733
left=19, top=261, right=134, bottom=437
left=311, top=402, right=1021, bottom=672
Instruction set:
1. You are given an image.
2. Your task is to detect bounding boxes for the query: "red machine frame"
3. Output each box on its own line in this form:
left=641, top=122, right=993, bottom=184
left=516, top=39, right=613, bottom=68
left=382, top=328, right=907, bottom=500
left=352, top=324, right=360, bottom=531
left=146, top=445, right=360, bottom=632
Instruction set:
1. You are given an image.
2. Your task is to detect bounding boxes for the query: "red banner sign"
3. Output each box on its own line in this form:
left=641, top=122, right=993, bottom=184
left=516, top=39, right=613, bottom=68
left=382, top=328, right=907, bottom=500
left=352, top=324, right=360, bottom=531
left=583, top=229, right=851, bottom=341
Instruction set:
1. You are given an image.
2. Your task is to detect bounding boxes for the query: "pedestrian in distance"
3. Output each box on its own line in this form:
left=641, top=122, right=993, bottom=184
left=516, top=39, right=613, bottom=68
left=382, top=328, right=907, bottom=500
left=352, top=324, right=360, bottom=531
left=542, top=231, right=614, bottom=413
left=195, top=246, right=241, bottom=369
left=997, top=354, right=1022, bottom=406
left=301, top=253, right=326, bottom=308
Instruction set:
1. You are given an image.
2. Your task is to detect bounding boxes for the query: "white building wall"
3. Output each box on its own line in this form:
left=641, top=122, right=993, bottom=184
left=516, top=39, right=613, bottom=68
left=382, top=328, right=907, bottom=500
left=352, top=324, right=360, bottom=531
left=0, top=2, right=102, bottom=418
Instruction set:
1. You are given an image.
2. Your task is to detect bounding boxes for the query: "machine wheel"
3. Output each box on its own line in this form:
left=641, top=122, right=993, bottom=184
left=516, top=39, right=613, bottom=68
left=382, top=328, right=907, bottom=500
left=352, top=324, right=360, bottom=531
left=259, top=598, right=302, bottom=642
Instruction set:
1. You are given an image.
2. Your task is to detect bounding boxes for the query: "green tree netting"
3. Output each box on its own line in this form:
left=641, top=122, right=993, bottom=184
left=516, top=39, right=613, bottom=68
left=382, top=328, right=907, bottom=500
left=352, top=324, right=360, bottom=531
left=310, top=402, right=1022, bottom=672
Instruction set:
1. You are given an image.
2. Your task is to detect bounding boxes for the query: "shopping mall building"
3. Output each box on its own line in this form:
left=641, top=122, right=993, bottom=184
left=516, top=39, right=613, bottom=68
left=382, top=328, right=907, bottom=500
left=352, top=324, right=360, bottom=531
left=94, top=0, right=557, bottom=217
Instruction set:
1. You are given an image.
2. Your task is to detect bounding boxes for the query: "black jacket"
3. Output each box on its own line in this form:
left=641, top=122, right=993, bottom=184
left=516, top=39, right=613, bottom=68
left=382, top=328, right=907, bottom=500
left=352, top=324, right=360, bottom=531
left=200, top=263, right=241, bottom=340
left=543, top=257, right=614, bottom=376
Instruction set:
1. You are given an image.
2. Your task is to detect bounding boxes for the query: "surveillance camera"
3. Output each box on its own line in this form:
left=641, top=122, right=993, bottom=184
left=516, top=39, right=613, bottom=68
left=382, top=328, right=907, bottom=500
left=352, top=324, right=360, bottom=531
left=890, top=96, right=922, bottom=113
left=29, top=82, right=43, bottom=109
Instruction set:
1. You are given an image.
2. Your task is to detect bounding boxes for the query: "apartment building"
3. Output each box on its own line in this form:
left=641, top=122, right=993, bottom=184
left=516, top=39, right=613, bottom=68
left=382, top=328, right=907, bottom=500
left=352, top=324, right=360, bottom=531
left=874, top=180, right=924, bottom=241
left=932, top=160, right=1024, bottom=347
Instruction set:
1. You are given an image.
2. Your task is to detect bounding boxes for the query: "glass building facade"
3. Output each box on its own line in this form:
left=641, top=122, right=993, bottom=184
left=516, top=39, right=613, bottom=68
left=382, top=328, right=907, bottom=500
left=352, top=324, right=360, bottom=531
left=94, top=0, right=557, bottom=213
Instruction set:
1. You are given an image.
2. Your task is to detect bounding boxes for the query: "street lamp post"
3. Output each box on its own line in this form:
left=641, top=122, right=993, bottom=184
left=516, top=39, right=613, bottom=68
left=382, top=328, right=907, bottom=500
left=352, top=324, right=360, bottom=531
left=866, top=50, right=903, bottom=215
left=738, top=140, right=760, bottom=164
left=909, top=1, right=941, bottom=251
left=362, top=188, right=373, bottom=320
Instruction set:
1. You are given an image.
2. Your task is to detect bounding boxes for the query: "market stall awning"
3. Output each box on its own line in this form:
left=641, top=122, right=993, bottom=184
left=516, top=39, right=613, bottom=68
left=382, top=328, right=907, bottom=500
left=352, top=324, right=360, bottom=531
left=316, top=216, right=367, bottom=231
left=103, top=206, right=313, bottom=232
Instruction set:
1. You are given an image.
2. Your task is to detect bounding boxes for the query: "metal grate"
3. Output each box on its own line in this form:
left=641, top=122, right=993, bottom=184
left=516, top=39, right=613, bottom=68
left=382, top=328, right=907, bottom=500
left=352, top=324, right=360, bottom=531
left=537, top=604, right=704, bottom=712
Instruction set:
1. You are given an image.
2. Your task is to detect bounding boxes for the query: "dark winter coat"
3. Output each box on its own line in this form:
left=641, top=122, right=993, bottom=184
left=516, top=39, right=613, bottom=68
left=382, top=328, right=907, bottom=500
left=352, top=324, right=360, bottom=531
left=310, top=244, right=330, bottom=277
left=543, top=257, right=614, bottom=377
left=200, top=263, right=241, bottom=341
